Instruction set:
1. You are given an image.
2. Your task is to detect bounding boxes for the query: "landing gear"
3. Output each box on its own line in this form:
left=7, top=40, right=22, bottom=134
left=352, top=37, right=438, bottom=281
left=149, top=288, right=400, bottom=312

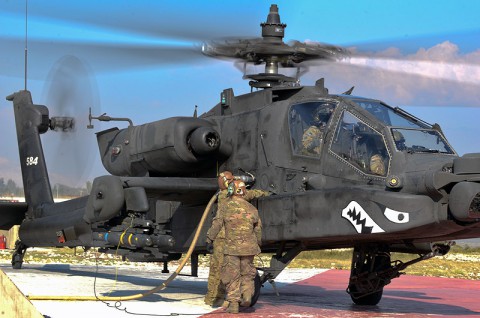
left=254, top=242, right=305, bottom=306
left=259, top=242, right=305, bottom=284
left=347, top=242, right=454, bottom=305
left=11, top=240, right=27, bottom=269
left=347, top=246, right=391, bottom=305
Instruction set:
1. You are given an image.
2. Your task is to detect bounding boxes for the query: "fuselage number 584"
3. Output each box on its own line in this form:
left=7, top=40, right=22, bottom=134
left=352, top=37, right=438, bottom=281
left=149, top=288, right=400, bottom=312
left=26, top=156, right=39, bottom=166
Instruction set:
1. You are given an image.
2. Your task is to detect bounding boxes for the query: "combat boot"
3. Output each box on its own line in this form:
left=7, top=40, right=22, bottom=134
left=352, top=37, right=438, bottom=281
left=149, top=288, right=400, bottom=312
left=240, top=291, right=252, bottom=307
left=226, top=301, right=239, bottom=314
left=212, top=298, right=225, bottom=307
left=204, top=296, right=214, bottom=306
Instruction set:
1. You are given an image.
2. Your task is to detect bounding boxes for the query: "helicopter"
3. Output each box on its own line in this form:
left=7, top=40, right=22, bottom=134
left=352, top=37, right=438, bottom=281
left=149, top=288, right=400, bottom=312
left=1, top=3, right=480, bottom=307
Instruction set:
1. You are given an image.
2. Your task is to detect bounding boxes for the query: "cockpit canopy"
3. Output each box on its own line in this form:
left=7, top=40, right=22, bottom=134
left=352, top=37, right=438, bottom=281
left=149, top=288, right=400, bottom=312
left=288, top=96, right=455, bottom=178
left=347, top=97, right=455, bottom=154
left=331, top=110, right=389, bottom=176
left=289, top=101, right=336, bottom=157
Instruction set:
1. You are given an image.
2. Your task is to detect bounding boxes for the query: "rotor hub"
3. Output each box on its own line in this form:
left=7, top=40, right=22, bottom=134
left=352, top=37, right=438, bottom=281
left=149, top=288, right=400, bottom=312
left=201, top=4, right=348, bottom=89
left=260, top=4, right=286, bottom=43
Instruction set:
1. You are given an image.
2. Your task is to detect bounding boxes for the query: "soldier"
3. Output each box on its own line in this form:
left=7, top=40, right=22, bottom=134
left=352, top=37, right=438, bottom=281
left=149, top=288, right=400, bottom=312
left=204, top=171, right=269, bottom=307
left=302, top=125, right=323, bottom=155
left=204, top=171, right=234, bottom=307
left=301, top=105, right=334, bottom=155
left=393, top=130, right=406, bottom=151
left=206, top=180, right=262, bottom=314
left=369, top=153, right=385, bottom=176
left=355, top=133, right=386, bottom=176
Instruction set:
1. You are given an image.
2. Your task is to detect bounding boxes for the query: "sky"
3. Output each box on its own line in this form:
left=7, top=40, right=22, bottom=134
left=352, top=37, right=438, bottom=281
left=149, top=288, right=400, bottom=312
left=0, top=0, right=479, bottom=188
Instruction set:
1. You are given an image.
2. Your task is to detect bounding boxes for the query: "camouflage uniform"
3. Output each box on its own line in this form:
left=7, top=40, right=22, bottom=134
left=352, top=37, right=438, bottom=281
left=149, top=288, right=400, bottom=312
left=206, top=195, right=262, bottom=309
left=301, top=125, right=323, bottom=155
left=370, top=154, right=385, bottom=176
left=205, top=189, right=269, bottom=306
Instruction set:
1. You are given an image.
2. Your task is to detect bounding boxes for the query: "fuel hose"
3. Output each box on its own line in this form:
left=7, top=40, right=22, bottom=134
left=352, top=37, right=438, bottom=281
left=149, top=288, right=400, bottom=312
left=27, top=191, right=218, bottom=301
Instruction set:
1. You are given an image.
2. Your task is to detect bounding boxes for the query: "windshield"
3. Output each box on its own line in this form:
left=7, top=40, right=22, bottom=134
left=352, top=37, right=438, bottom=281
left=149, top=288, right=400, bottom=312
left=391, top=128, right=455, bottom=154
left=344, top=97, right=429, bottom=129
left=344, top=97, right=455, bottom=155
left=331, top=110, right=389, bottom=176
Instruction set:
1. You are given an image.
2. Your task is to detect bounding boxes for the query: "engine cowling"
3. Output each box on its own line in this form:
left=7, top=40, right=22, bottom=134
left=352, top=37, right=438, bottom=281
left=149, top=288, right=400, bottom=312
left=96, top=117, right=223, bottom=176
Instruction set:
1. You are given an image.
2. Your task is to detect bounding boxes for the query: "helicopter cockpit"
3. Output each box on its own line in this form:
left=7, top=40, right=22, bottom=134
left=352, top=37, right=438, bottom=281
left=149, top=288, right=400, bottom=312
left=330, top=110, right=389, bottom=176
left=289, top=101, right=337, bottom=157
left=347, top=97, right=456, bottom=155
left=288, top=99, right=390, bottom=176
left=288, top=96, right=456, bottom=179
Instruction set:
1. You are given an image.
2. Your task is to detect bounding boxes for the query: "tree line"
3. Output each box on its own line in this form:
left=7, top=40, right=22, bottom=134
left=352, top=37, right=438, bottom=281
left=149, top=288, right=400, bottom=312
left=0, top=178, right=91, bottom=198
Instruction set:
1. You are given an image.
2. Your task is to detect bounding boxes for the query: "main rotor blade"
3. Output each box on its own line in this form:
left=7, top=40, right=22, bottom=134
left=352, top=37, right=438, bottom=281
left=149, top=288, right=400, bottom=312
left=0, top=38, right=206, bottom=79
left=2, top=1, right=478, bottom=79
left=1, top=1, right=262, bottom=43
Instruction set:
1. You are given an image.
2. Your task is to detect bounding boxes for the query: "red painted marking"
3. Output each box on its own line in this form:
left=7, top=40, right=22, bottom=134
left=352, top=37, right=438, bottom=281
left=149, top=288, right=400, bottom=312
left=202, top=270, right=480, bottom=317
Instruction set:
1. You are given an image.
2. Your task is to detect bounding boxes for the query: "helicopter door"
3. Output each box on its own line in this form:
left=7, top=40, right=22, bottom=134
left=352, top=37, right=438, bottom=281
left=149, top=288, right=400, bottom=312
left=330, top=110, right=389, bottom=177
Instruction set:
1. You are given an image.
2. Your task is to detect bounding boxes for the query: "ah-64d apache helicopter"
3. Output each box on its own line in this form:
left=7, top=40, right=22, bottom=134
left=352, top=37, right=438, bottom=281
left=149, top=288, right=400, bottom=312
left=2, top=4, right=480, bottom=306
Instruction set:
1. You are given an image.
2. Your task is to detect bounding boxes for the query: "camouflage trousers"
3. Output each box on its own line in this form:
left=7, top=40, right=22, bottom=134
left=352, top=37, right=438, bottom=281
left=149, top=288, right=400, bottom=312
left=204, top=238, right=226, bottom=304
left=221, top=254, right=256, bottom=303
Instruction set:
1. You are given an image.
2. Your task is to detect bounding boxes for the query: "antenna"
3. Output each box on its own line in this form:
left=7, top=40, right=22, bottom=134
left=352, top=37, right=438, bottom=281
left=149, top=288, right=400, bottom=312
left=24, top=0, right=28, bottom=90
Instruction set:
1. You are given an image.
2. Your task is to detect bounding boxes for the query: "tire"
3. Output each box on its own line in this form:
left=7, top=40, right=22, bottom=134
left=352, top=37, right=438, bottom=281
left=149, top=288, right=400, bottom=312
left=348, top=248, right=389, bottom=305
left=12, top=254, right=23, bottom=269
left=350, top=289, right=383, bottom=306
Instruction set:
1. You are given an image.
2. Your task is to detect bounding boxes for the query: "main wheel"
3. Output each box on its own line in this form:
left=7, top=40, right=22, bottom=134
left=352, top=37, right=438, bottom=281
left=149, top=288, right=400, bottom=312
left=348, top=284, right=383, bottom=306
left=348, top=247, right=390, bottom=306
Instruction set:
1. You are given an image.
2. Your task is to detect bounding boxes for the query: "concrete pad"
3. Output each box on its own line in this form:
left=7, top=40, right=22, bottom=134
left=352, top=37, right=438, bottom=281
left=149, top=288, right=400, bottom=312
left=1, top=263, right=215, bottom=317
left=2, top=262, right=480, bottom=318
left=204, top=269, right=480, bottom=317
left=0, top=262, right=323, bottom=317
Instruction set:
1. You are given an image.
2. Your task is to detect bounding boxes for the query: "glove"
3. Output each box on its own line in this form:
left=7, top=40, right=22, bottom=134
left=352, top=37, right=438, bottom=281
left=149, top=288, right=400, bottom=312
left=206, top=241, right=214, bottom=254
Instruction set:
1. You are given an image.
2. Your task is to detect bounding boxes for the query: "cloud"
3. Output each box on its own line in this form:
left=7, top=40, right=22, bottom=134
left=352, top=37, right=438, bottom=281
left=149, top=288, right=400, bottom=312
left=351, top=41, right=480, bottom=85
left=306, top=41, right=480, bottom=107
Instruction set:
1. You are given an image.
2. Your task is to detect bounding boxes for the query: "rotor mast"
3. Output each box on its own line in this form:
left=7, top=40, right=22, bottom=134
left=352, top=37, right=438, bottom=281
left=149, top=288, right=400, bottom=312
left=261, top=4, right=286, bottom=75
left=246, top=4, right=299, bottom=89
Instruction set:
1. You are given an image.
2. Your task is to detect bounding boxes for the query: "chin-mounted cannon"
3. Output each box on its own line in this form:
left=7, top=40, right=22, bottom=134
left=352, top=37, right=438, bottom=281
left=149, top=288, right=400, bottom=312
left=95, top=117, right=227, bottom=177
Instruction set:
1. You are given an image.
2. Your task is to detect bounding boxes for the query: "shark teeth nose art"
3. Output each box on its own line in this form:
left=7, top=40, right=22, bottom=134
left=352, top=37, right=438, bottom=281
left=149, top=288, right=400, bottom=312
left=342, top=201, right=385, bottom=234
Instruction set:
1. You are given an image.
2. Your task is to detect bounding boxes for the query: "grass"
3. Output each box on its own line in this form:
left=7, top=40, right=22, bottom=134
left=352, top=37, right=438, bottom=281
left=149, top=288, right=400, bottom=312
left=1, top=245, right=480, bottom=280
left=289, top=246, right=480, bottom=279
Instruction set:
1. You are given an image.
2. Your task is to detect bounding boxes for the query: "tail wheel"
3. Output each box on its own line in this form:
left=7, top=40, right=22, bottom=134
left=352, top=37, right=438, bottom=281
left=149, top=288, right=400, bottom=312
left=12, top=254, right=23, bottom=270
left=11, top=240, right=27, bottom=270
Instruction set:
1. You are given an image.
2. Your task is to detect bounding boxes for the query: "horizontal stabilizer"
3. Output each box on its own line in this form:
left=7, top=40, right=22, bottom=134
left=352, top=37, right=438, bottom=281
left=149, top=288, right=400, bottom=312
left=0, top=202, right=27, bottom=230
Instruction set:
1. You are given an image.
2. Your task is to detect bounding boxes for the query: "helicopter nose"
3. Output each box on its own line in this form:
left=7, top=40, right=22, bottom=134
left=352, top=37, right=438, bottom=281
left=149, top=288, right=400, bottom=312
left=449, top=182, right=480, bottom=221
left=449, top=153, right=480, bottom=221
